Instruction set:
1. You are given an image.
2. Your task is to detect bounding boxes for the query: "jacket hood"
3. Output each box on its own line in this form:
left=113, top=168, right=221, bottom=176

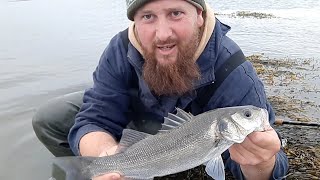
left=128, top=3, right=216, bottom=63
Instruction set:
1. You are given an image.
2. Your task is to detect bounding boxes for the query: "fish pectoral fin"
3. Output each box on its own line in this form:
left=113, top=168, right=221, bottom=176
left=116, top=129, right=151, bottom=153
left=205, top=156, right=225, bottom=180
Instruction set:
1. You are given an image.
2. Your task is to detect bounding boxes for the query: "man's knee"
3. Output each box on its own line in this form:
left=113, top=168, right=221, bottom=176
left=32, top=91, right=84, bottom=144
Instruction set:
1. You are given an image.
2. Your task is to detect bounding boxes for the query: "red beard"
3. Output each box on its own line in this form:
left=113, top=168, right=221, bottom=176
left=142, top=29, right=201, bottom=96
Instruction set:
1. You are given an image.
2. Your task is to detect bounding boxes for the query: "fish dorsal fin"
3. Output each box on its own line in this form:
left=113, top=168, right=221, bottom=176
left=159, top=108, right=193, bottom=133
left=160, top=123, right=177, bottom=131
left=176, top=108, right=194, bottom=120
left=116, top=129, right=151, bottom=153
left=205, top=156, right=225, bottom=180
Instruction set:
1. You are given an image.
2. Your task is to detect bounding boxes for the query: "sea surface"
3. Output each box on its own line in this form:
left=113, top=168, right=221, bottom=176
left=0, top=0, right=319, bottom=179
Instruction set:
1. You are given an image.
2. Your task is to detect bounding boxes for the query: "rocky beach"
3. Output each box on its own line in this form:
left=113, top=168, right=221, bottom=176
left=251, top=54, right=320, bottom=179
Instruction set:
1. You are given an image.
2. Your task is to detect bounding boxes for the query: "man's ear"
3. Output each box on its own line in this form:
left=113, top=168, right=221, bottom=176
left=196, top=9, right=204, bottom=27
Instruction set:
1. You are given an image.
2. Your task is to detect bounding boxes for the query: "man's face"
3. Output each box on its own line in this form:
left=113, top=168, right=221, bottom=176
left=134, top=0, right=204, bottom=96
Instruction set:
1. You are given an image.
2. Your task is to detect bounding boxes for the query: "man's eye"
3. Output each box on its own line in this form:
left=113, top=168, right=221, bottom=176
left=171, top=11, right=182, bottom=17
left=143, top=14, right=152, bottom=20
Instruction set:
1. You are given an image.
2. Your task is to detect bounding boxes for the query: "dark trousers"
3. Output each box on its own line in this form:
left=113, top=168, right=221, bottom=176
left=32, top=91, right=162, bottom=157
left=32, top=91, right=84, bottom=157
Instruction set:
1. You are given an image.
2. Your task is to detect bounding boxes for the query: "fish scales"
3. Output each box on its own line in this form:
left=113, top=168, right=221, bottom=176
left=89, top=114, right=218, bottom=178
left=52, top=105, right=269, bottom=180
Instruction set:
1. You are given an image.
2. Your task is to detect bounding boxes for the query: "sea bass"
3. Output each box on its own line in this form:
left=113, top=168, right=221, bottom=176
left=52, top=105, right=270, bottom=180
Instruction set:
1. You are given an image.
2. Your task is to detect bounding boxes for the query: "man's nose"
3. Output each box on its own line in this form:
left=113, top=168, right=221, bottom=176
left=155, top=19, right=173, bottom=42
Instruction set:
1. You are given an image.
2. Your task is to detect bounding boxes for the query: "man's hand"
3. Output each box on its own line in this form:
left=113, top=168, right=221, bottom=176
left=93, top=173, right=122, bottom=180
left=92, top=145, right=123, bottom=180
left=229, top=128, right=281, bottom=180
left=80, top=132, right=123, bottom=180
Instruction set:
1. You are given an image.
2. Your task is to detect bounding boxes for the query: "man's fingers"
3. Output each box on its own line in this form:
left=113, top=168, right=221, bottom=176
left=241, top=135, right=267, bottom=155
left=229, top=144, right=246, bottom=164
left=229, top=130, right=281, bottom=166
left=93, top=173, right=121, bottom=180
left=230, top=143, right=260, bottom=165
left=247, top=130, right=281, bottom=151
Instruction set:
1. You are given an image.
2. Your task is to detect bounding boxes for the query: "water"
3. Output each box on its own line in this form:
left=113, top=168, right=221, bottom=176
left=210, top=0, right=320, bottom=58
left=0, top=0, right=319, bottom=179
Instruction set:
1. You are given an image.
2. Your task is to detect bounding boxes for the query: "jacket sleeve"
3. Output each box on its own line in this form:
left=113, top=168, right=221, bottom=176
left=207, top=36, right=289, bottom=179
left=68, top=33, right=133, bottom=155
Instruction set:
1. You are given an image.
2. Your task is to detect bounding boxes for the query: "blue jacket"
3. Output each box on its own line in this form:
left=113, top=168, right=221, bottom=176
left=68, top=19, right=288, bottom=179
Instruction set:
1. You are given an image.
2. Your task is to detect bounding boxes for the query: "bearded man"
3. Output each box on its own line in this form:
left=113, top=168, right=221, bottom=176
left=32, top=0, right=288, bottom=180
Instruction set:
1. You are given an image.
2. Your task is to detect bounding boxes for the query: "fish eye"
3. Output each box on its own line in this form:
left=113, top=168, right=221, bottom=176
left=243, top=110, right=252, bottom=118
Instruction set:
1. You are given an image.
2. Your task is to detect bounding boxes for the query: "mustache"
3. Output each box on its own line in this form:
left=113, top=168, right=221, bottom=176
left=152, top=38, right=178, bottom=47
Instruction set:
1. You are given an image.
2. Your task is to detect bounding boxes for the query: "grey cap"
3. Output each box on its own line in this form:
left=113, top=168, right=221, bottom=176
left=126, top=0, right=206, bottom=21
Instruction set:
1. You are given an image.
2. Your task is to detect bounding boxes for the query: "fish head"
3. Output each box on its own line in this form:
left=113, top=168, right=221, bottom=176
left=217, top=106, right=269, bottom=143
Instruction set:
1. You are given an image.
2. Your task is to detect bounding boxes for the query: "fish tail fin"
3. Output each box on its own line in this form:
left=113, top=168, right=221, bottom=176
left=205, top=156, right=225, bottom=180
left=50, top=156, right=96, bottom=180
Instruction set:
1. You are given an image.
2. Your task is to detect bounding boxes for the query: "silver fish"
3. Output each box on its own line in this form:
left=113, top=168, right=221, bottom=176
left=52, top=105, right=270, bottom=180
